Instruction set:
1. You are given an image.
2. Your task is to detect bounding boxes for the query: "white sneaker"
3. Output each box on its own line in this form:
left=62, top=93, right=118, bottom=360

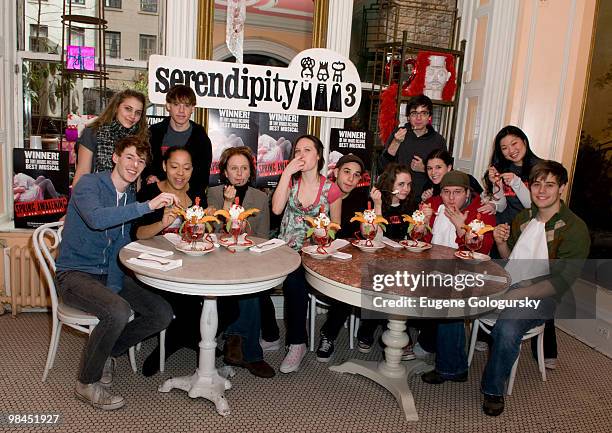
left=100, top=357, right=115, bottom=387
left=75, top=381, right=125, bottom=411
left=413, top=342, right=434, bottom=363
left=474, top=341, right=488, bottom=352
left=280, top=344, right=307, bottom=373
left=260, top=338, right=281, bottom=352
left=544, top=358, right=557, bottom=370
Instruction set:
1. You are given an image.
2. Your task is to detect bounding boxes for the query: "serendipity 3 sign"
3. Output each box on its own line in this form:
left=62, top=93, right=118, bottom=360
left=148, top=49, right=362, bottom=118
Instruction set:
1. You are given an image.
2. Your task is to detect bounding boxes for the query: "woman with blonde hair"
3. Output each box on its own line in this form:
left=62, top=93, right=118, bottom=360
left=73, top=89, right=148, bottom=186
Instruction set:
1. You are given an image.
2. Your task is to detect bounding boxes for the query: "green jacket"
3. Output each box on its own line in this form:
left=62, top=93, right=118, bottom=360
left=508, top=201, right=590, bottom=300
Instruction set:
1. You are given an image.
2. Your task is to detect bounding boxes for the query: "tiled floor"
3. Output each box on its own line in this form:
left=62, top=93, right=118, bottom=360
left=1, top=312, right=611, bottom=432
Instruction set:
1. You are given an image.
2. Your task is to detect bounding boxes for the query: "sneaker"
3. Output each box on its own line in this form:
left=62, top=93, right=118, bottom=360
left=279, top=344, right=307, bottom=373
left=100, top=357, right=115, bottom=387
left=316, top=335, right=335, bottom=362
left=260, top=338, right=281, bottom=352
left=402, top=345, right=416, bottom=361
left=413, top=342, right=434, bottom=363
left=75, top=381, right=125, bottom=411
left=357, top=339, right=372, bottom=354
left=482, top=394, right=505, bottom=416
left=544, top=358, right=557, bottom=370
left=474, top=341, right=488, bottom=352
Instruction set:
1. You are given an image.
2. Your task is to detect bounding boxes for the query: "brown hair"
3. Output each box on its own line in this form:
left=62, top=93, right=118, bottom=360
left=289, top=134, right=325, bottom=180
left=166, top=85, right=196, bottom=106
left=114, top=135, right=151, bottom=164
left=376, top=163, right=415, bottom=215
left=218, top=146, right=256, bottom=185
left=91, top=89, right=149, bottom=142
left=529, top=160, right=568, bottom=186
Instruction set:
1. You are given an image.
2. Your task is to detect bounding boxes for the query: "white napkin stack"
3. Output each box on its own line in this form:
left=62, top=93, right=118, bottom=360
left=327, top=239, right=350, bottom=252
left=126, top=253, right=183, bottom=271
left=250, top=238, right=286, bottom=253
left=125, top=242, right=174, bottom=257
left=381, top=236, right=403, bottom=249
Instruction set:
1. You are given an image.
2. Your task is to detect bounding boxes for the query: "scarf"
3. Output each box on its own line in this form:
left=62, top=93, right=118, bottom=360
left=94, top=119, right=139, bottom=172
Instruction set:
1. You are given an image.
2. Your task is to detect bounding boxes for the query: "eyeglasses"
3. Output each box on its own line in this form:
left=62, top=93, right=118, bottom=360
left=409, top=111, right=430, bottom=118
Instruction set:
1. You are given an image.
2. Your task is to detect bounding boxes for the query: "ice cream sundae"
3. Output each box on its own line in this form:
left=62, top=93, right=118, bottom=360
left=350, top=203, right=388, bottom=246
left=214, top=198, right=260, bottom=250
left=305, top=206, right=341, bottom=254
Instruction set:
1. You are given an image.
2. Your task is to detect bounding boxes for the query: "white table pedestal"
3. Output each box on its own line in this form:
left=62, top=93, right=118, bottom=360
left=330, top=318, right=433, bottom=421
left=159, top=297, right=233, bottom=416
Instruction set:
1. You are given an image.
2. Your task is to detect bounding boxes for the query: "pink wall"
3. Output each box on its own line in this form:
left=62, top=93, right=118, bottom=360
left=505, top=0, right=598, bottom=188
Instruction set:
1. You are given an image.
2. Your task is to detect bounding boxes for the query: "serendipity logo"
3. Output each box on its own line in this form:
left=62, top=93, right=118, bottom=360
left=148, top=48, right=362, bottom=118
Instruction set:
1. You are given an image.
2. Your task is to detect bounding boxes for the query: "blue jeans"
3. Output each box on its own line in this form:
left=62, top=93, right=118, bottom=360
left=225, top=295, right=263, bottom=363
left=481, top=297, right=556, bottom=396
left=55, top=271, right=173, bottom=384
left=435, top=296, right=556, bottom=396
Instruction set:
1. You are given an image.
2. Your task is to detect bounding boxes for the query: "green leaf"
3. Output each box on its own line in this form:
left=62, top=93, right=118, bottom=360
left=306, top=228, right=315, bottom=238
left=328, top=229, right=336, bottom=239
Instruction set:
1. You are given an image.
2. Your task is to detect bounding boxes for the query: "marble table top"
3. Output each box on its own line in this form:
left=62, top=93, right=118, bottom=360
left=303, top=242, right=510, bottom=300
left=120, top=236, right=301, bottom=286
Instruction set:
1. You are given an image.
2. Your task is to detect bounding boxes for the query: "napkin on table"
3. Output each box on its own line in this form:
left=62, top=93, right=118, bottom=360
left=126, top=253, right=183, bottom=271
left=381, top=237, right=403, bottom=249
left=250, top=238, right=286, bottom=253
left=124, top=242, right=174, bottom=257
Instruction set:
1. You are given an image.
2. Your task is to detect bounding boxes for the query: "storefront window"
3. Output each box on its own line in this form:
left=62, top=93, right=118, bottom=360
left=17, top=0, right=166, bottom=148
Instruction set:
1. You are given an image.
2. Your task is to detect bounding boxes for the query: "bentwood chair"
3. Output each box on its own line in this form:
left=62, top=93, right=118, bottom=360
left=468, top=318, right=546, bottom=395
left=34, top=222, right=165, bottom=381
left=308, top=293, right=358, bottom=351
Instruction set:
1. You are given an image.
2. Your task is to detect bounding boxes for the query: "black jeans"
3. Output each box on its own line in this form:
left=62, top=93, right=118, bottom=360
left=55, top=271, right=173, bottom=384
left=320, top=300, right=352, bottom=341
left=259, top=291, right=280, bottom=342
left=282, top=266, right=310, bottom=345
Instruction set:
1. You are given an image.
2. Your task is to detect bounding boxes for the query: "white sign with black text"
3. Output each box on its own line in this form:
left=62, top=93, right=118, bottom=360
left=148, top=48, right=362, bottom=118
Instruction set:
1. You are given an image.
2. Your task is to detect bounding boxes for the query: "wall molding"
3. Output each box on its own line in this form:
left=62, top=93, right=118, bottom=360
left=319, top=0, right=354, bottom=162
left=518, top=0, right=539, bottom=127
left=550, top=0, right=577, bottom=160
left=165, top=0, right=198, bottom=58
left=472, top=0, right=520, bottom=179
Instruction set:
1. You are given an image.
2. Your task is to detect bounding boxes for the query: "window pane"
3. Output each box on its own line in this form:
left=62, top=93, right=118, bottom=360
left=105, top=31, right=121, bottom=58
left=67, top=27, right=85, bottom=47
left=140, top=0, right=158, bottom=13
left=105, top=0, right=122, bottom=8
left=139, top=34, right=157, bottom=61
left=21, top=59, right=65, bottom=146
left=71, top=0, right=85, bottom=5
left=29, top=25, right=52, bottom=53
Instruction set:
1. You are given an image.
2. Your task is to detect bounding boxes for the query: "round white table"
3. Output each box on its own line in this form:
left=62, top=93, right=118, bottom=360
left=120, top=236, right=300, bottom=416
left=303, top=243, right=510, bottom=421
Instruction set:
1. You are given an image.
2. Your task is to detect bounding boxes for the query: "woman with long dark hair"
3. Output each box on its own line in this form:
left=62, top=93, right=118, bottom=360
left=73, top=89, right=149, bottom=187
left=483, top=125, right=541, bottom=224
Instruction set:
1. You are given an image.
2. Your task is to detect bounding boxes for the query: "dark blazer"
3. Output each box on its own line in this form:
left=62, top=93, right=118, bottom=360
left=207, top=185, right=270, bottom=239
left=146, top=117, right=212, bottom=202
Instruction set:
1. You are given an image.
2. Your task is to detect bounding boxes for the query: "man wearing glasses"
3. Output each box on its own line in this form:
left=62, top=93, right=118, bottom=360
left=378, top=94, right=447, bottom=197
